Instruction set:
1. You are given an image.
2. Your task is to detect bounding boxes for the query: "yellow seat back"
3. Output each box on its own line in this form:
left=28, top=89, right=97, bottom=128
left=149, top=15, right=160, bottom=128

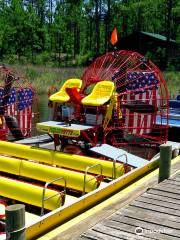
left=49, top=78, right=82, bottom=103
left=82, top=81, right=115, bottom=106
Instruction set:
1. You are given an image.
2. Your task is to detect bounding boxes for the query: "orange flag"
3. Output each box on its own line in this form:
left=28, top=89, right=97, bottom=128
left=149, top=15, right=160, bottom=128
left=111, top=27, right=118, bottom=46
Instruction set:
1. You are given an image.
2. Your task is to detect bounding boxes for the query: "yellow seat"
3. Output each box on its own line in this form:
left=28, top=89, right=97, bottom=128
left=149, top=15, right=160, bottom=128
left=81, top=81, right=115, bottom=106
left=49, top=79, right=82, bottom=103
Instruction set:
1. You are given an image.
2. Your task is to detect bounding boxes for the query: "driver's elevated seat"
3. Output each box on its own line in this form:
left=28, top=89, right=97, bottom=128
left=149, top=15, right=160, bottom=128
left=81, top=81, right=115, bottom=106
left=49, top=79, right=82, bottom=103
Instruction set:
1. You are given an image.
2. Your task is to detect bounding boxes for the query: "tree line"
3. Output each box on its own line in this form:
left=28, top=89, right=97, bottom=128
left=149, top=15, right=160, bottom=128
left=0, top=0, right=179, bottom=67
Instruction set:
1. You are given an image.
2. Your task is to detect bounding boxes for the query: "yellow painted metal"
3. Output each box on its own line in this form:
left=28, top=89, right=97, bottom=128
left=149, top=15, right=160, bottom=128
left=0, top=177, right=62, bottom=210
left=49, top=79, right=82, bottom=103
left=25, top=212, right=40, bottom=226
left=26, top=155, right=166, bottom=240
left=0, top=156, right=98, bottom=192
left=0, top=155, right=20, bottom=175
left=36, top=122, right=80, bottom=137
left=103, top=91, right=116, bottom=129
left=0, top=141, right=124, bottom=178
left=82, top=81, right=115, bottom=106
left=39, top=155, right=180, bottom=240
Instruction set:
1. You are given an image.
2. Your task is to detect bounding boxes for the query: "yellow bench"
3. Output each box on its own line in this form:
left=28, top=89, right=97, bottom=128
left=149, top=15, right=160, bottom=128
left=0, top=176, right=63, bottom=211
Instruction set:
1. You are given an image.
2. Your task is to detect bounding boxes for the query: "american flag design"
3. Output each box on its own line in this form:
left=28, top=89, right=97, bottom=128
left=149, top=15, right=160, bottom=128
left=0, top=87, right=34, bottom=139
left=126, top=71, right=159, bottom=93
left=17, top=88, right=33, bottom=137
left=124, top=71, right=159, bottom=136
left=0, top=87, right=16, bottom=116
left=7, top=87, right=16, bottom=116
left=0, top=87, right=16, bottom=133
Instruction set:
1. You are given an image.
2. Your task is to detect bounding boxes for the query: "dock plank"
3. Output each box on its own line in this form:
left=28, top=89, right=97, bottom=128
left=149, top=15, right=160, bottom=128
left=168, top=179, right=180, bottom=185
left=103, top=218, right=167, bottom=239
left=116, top=206, right=180, bottom=226
left=172, top=173, right=180, bottom=179
left=136, top=195, right=180, bottom=210
left=158, top=183, right=180, bottom=190
left=91, top=224, right=148, bottom=240
left=160, top=180, right=180, bottom=187
left=100, top=219, right=156, bottom=239
left=140, top=192, right=180, bottom=206
left=173, top=177, right=180, bottom=182
left=151, top=185, right=180, bottom=195
left=79, top=229, right=122, bottom=240
left=148, top=188, right=180, bottom=200
left=130, top=200, right=180, bottom=218
left=104, top=218, right=180, bottom=240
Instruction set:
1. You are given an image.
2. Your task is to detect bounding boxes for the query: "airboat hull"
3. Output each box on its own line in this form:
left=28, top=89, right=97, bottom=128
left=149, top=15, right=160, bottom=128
left=26, top=153, right=180, bottom=240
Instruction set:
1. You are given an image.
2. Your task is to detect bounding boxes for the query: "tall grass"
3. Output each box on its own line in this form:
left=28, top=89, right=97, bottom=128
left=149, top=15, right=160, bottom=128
left=12, top=65, right=84, bottom=94
left=164, top=71, right=180, bottom=98
left=11, top=65, right=180, bottom=97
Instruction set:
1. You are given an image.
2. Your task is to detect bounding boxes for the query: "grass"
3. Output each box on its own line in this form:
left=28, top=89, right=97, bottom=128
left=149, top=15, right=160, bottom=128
left=164, top=71, right=180, bottom=98
left=7, top=65, right=180, bottom=98
left=11, top=65, right=84, bottom=94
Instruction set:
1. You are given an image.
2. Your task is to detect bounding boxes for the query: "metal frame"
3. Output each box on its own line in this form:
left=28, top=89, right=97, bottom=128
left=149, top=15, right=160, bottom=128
left=41, top=177, right=66, bottom=216
left=83, top=164, right=102, bottom=195
left=112, top=153, right=127, bottom=179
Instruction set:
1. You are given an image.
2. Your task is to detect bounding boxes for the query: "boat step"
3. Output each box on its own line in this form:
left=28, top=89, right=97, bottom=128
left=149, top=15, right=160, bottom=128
left=90, top=144, right=149, bottom=168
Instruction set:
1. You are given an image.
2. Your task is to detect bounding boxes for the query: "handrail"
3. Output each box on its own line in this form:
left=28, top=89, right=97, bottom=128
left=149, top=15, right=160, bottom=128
left=82, top=164, right=102, bottom=195
left=41, top=177, right=66, bottom=216
left=112, top=153, right=128, bottom=179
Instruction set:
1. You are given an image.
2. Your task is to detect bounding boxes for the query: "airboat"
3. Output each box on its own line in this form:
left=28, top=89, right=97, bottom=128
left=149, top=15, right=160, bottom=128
left=1, top=50, right=177, bottom=239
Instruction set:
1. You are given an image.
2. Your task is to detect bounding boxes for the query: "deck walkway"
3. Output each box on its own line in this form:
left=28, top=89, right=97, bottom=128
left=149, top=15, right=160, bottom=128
left=76, top=172, right=180, bottom=240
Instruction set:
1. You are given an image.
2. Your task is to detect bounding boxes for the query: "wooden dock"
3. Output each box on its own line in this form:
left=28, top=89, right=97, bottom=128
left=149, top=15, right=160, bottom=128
left=76, top=172, right=180, bottom=240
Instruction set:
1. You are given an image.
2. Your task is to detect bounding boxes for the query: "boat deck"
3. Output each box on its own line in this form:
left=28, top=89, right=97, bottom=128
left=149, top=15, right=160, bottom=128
left=76, top=172, right=180, bottom=240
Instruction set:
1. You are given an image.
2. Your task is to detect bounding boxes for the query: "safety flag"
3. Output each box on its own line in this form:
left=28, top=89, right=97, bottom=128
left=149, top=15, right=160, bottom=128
left=111, top=27, right=118, bottom=46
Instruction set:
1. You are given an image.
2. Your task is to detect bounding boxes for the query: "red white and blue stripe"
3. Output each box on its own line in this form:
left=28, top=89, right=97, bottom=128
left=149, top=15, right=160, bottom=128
left=124, top=71, right=159, bottom=136
left=17, top=88, right=33, bottom=136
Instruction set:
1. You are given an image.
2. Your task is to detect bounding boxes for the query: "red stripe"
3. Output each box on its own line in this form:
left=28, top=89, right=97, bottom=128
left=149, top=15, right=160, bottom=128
left=136, top=92, right=143, bottom=135
left=17, top=106, right=32, bottom=137
left=143, top=91, right=149, bottom=134
left=125, top=94, right=135, bottom=133
left=124, top=90, right=158, bottom=136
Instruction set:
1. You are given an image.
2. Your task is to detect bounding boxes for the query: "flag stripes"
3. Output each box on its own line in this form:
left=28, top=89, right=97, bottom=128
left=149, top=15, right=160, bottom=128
left=0, top=87, right=33, bottom=138
left=123, top=71, right=159, bottom=136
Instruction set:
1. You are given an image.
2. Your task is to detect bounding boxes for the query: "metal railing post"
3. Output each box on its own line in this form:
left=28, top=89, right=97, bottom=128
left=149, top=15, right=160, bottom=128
left=41, top=177, right=66, bottom=216
left=83, top=164, right=102, bottom=195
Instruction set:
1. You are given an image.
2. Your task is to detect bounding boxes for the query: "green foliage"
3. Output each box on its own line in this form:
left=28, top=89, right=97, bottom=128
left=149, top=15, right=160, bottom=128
left=0, top=0, right=179, bottom=69
left=25, top=67, right=41, bottom=80
left=145, top=47, right=167, bottom=69
left=76, top=51, right=93, bottom=66
left=34, top=52, right=52, bottom=65
left=164, top=71, right=180, bottom=97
